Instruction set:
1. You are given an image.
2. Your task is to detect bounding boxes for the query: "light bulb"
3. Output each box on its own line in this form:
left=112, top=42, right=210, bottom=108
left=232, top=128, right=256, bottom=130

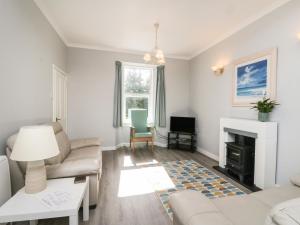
left=143, top=53, right=151, bottom=62
left=211, top=66, right=218, bottom=72
left=155, top=49, right=164, bottom=59
left=157, top=57, right=165, bottom=65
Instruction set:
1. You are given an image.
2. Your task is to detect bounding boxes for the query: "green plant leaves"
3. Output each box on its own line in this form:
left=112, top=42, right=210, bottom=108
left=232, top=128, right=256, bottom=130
left=251, top=97, right=279, bottom=113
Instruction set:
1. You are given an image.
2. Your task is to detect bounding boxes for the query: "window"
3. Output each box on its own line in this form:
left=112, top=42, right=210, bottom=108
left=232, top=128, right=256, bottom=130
left=122, top=63, right=156, bottom=124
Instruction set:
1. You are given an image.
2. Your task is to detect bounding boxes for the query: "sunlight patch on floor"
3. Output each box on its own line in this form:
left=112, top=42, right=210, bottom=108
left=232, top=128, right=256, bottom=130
left=118, top=166, right=175, bottom=197
left=123, top=155, right=135, bottom=167
left=123, top=155, right=159, bottom=167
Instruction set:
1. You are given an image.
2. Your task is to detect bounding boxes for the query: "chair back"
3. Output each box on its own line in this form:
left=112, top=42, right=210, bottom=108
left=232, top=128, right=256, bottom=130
left=130, top=109, right=148, bottom=133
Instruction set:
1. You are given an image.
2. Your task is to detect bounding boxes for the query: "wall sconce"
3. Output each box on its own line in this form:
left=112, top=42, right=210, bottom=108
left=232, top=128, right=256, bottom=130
left=297, top=33, right=300, bottom=40
left=211, top=65, right=224, bottom=75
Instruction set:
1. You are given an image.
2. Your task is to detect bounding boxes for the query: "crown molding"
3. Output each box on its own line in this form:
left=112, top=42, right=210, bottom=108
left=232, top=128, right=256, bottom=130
left=67, top=43, right=190, bottom=60
left=34, top=0, right=292, bottom=61
left=188, top=0, right=292, bottom=59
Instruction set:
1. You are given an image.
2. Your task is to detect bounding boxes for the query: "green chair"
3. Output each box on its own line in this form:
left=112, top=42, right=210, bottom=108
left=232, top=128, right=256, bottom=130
left=130, top=109, right=154, bottom=152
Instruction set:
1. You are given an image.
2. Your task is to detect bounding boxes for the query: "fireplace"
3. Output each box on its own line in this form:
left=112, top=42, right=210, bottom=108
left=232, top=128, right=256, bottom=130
left=217, top=118, right=278, bottom=190
left=225, top=134, right=255, bottom=184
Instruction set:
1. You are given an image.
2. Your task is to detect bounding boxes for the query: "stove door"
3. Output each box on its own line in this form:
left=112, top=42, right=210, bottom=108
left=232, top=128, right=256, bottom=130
left=227, top=147, right=241, bottom=165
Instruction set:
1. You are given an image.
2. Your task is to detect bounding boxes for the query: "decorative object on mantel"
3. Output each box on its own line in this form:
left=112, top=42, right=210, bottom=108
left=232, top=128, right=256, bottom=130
left=10, top=126, right=59, bottom=194
left=143, top=23, right=165, bottom=65
left=251, top=97, right=279, bottom=122
left=211, top=65, right=224, bottom=75
left=232, top=48, right=277, bottom=106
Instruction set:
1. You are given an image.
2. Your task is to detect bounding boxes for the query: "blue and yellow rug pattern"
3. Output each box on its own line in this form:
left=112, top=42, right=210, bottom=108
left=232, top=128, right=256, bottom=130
left=157, top=160, right=245, bottom=219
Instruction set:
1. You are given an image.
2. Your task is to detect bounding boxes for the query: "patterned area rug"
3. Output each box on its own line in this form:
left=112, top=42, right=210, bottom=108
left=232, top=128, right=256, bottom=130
left=157, top=160, right=245, bottom=219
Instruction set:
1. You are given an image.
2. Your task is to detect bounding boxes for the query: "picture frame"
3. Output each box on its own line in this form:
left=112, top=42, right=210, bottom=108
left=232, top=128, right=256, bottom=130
left=232, top=48, right=277, bottom=106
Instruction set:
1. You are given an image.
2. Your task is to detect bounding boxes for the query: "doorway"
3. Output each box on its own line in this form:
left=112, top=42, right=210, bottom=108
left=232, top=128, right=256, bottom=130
left=52, top=65, right=68, bottom=132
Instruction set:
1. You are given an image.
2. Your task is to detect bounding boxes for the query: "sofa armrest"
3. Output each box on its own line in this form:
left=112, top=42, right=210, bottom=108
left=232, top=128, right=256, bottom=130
left=290, top=174, right=300, bottom=187
left=170, top=190, right=221, bottom=225
left=189, top=213, right=234, bottom=225
left=70, top=137, right=101, bottom=150
left=46, top=158, right=100, bottom=179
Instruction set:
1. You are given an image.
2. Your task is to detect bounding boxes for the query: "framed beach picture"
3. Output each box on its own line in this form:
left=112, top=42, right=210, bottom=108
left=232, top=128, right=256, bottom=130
left=232, top=48, right=277, bottom=106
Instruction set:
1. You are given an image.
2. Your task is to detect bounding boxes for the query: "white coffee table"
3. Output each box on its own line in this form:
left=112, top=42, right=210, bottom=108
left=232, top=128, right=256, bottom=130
left=0, top=177, right=89, bottom=225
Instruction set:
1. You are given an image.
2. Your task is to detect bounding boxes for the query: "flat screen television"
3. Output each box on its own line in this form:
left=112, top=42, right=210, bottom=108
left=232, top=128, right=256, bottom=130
left=170, top=116, right=195, bottom=134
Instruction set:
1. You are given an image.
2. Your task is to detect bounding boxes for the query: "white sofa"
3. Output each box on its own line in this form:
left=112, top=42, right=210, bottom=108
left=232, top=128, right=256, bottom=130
left=170, top=176, right=300, bottom=225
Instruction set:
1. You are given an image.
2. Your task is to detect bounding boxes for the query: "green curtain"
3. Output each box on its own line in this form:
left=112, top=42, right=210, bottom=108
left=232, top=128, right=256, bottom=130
left=155, top=65, right=167, bottom=127
left=113, top=61, right=122, bottom=128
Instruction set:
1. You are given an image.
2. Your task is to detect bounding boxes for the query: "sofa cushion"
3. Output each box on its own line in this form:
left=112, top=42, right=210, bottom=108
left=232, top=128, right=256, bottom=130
left=6, top=133, right=18, bottom=150
left=189, top=212, right=233, bottom=225
left=290, top=174, right=300, bottom=187
left=251, top=185, right=300, bottom=208
left=170, top=190, right=219, bottom=225
left=212, top=195, right=270, bottom=225
left=66, top=146, right=102, bottom=162
left=46, top=131, right=71, bottom=165
left=265, top=197, right=300, bottom=225
left=47, top=122, right=63, bottom=134
left=56, top=131, right=71, bottom=160
left=70, top=138, right=101, bottom=150
left=46, top=158, right=101, bottom=179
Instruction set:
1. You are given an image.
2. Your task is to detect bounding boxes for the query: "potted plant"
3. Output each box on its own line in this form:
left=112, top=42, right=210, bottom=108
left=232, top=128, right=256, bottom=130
left=251, top=98, right=279, bottom=122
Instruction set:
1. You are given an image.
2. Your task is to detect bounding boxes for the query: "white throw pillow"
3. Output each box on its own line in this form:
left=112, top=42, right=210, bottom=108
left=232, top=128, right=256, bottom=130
left=265, top=198, right=300, bottom=225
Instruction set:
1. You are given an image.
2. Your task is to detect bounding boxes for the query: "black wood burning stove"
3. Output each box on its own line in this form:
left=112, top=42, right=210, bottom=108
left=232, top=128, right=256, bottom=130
left=226, top=134, right=255, bottom=184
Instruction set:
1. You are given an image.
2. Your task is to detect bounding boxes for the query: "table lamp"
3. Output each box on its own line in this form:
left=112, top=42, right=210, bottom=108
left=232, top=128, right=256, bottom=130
left=10, top=126, right=59, bottom=194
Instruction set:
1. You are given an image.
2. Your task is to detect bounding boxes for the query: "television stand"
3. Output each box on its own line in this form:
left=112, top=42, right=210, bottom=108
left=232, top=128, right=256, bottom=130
left=167, top=132, right=196, bottom=152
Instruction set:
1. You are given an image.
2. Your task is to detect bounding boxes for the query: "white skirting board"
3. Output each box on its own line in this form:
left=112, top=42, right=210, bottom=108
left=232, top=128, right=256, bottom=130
left=102, top=143, right=219, bottom=162
left=196, top=147, right=219, bottom=161
left=101, top=142, right=167, bottom=151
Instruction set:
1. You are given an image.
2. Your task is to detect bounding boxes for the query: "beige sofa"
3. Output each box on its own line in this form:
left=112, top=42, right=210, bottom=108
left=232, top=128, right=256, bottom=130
left=170, top=177, right=300, bottom=225
left=6, top=122, right=102, bottom=206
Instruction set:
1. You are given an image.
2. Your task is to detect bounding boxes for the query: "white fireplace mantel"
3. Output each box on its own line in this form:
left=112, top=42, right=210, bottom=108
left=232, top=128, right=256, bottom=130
left=219, top=118, right=278, bottom=189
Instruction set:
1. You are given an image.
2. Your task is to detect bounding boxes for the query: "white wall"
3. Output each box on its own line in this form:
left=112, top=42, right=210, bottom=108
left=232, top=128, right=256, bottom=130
left=189, top=0, right=300, bottom=184
left=67, top=48, right=190, bottom=148
left=0, top=0, right=67, bottom=155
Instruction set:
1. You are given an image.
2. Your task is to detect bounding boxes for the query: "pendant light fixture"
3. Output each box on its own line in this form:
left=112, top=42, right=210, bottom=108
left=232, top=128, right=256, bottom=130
left=143, top=23, right=165, bottom=65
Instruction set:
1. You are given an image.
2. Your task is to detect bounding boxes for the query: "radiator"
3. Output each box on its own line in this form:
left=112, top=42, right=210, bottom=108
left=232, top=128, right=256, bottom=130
left=0, top=156, right=11, bottom=206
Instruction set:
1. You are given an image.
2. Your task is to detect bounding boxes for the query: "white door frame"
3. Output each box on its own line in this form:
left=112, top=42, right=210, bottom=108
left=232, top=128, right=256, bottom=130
left=52, top=64, right=68, bottom=132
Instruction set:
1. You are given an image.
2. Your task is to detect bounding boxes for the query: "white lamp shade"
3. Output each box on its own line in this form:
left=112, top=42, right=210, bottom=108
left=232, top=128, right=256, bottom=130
left=10, top=126, right=59, bottom=162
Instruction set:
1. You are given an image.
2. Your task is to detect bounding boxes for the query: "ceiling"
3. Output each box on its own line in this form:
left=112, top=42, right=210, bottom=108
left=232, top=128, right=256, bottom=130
left=34, top=0, right=291, bottom=59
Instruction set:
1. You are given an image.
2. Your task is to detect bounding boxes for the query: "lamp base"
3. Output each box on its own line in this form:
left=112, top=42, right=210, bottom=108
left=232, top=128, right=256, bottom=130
left=25, top=160, right=47, bottom=194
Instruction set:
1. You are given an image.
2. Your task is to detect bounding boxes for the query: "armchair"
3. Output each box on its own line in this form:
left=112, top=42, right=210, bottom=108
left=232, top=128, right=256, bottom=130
left=129, top=109, right=154, bottom=152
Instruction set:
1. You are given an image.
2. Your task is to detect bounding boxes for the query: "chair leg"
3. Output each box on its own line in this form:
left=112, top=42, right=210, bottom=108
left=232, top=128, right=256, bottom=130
left=132, top=140, right=135, bottom=152
left=130, top=138, right=132, bottom=149
left=151, top=140, right=154, bottom=152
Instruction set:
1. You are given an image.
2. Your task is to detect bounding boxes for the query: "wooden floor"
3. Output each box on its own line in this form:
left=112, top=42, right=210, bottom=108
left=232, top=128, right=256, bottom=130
left=19, top=146, right=251, bottom=225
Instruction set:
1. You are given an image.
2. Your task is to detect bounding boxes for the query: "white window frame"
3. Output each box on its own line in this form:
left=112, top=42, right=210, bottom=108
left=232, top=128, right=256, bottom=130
left=122, top=62, right=157, bottom=126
